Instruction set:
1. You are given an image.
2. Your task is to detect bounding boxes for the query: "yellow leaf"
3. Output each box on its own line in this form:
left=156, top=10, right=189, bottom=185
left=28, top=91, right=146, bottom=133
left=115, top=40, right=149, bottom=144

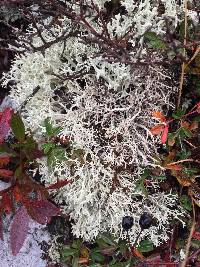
left=80, top=247, right=89, bottom=259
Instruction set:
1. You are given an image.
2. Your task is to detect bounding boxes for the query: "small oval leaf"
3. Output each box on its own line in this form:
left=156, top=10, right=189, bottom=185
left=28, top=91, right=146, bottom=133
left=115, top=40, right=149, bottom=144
left=10, top=206, right=30, bottom=256
left=28, top=200, right=60, bottom=224
left=0, top=108, right=12, bottom=144
left=10, top=113, right=25, bottom=141
left=161, top=125, right=169, bottom=144
left=150, top=124, right=164, bottom=135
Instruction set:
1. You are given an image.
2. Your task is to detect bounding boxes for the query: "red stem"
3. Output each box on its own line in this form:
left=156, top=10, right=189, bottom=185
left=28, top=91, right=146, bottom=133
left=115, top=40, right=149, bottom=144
left=166, top=109, right=198, bottom=125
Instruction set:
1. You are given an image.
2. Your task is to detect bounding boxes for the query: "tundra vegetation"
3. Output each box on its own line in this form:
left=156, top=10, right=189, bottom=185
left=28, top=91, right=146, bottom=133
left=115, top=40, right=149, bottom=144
left=0, top=0, right=200, bottom=266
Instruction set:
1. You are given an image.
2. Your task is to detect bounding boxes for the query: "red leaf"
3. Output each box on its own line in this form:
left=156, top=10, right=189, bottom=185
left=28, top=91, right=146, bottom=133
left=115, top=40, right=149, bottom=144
left=0, top=156, right=10, bottom=168
left=0, top=216, right=3, bottom=241
left=196, top=102, right=200, bottom=109
left=0, top=169, right=13, bottom=178
left=150, top=124, right=165, bottom=135
left=46, top=179, right=72, bottom=190
left=2, top=192, right=12, bottom=214
left=161, top=125, right=169, bottom=144
left=10, top=206, right=30, bottom=256
left=28, top=200, right=60, bottom=224
left=193, top=231, right=200, bottom=240
left=196, top=102, right=200, bottom=113
left=0, top=108, right=12, bottom=144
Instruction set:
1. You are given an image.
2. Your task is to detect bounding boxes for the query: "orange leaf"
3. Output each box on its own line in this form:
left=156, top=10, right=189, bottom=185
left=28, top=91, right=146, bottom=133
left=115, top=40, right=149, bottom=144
left=150, top=124, right=164, bottom=135
left=176, top=177, right=191, bottom=187
left=165, top=163, right=182, bottom=171
left=161, top=125, right=169, bottom=144
left=152, top=111, right=166, bottom=122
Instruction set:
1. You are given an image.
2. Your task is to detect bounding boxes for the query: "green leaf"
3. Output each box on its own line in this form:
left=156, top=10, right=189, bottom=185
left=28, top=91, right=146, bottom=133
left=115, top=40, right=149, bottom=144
left=182, top=127, right=192, bottom=138
left=0, top=145, right=7, bottom=153
left=179, top=21, right=185, bottom=41
left=109, top=259, right=132, bottom=267
left=137, top=240, right=154, bottom=253
left=42, top=142, right=56, bottom=154
left=176, top=238, right=185, bottom=249
left=71, top=239, right=82, bottom=249
left=134, top=180, right=148, bottom=197
left=141, top=169, right=150, bottom=178
left=90, top=249, right=105, bottom=263
left=97, top=233, right=117, bottom=248
left=47, top=147, right=66, bottom=166
left=62, top=247, right=76, bottom=260
left=14, top=166, right=23, bottom=180
left=0, top=144, right=16, bottom=155
left=24, top=136, right=36, bottom=148
left=145, top=32, right=166, bottom=49
left=44, top=118, right=62, bottom=137
left=108, top=258, right=117, bottom=265
left=191, top=239, right=200, bottom=249
left=44, top=118, right=53, bottom=136
left=118, top=239, right=128, bottom=255
left=72, top=256, right=79, bottom=267
left=193, top=77, right=200, bottom=96
left=176, top=127, right=187, bottom=139
left=172, top=107, right=186, bottom=119
left=180, top=195, right=192, bottom=211
left=10, top=113, right=25, bottom=142
left=182, top=167, right=198, bottom=175
left=193, top=115, right=200, bottom=122
left=176, top=148, right=191, bottom=160
left=152, top=175, right=166, bottom=181
left=179, top=20, right=194, bottom=41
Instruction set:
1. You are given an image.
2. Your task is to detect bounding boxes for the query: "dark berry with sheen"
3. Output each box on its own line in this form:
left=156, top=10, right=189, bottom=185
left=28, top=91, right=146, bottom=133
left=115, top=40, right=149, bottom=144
left=122, top=216, right=133, bottom=231
left=139, top=213, right=153, bottom=229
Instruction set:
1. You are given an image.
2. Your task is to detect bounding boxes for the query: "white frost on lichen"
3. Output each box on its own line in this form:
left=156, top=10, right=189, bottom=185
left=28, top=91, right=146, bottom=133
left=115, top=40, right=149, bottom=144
left=2, top=0, right=186, bottom=247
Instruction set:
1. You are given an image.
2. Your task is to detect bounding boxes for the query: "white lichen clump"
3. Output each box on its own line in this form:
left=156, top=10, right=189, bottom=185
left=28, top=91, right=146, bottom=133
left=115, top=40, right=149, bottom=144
left=2, top=0, right=186, bottom=247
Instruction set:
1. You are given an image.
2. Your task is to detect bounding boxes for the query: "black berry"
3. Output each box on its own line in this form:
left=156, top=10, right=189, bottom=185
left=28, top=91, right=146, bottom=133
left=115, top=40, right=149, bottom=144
left=139, top=213, right=153, bottom=229
left=122, top=216, right=133, bottom=231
